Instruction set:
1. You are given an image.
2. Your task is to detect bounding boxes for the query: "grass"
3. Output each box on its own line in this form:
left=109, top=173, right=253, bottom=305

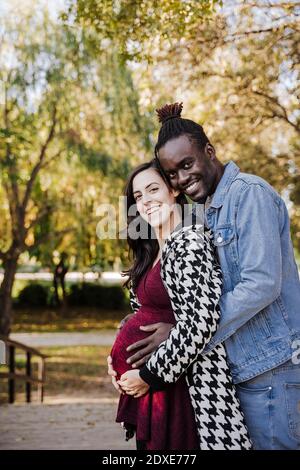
left=0, top=345, right=116, bottom=404
left=12, top=306, right=129, bottom=332
left=1, top=304, right=127, bottom=404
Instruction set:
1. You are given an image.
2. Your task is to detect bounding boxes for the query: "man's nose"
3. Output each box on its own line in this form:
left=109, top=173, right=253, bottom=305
left=177, top=170, right=190, bottom=187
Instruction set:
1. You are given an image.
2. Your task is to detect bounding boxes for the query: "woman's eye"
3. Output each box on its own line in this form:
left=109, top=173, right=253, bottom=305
left=150, top=187, right=158, bottom=193
left=135, top=195, right=141, bottom=201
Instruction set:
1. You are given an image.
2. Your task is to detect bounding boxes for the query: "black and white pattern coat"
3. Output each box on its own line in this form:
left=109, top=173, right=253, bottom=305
left=132, top=224, right=252, bottom=450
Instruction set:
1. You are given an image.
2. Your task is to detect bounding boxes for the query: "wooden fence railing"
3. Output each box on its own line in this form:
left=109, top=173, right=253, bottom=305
left=0, top=335, right=47, bottom=404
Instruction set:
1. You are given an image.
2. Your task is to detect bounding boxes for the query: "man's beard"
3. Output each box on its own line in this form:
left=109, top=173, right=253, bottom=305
left=196, top=196, right=207, bottom=204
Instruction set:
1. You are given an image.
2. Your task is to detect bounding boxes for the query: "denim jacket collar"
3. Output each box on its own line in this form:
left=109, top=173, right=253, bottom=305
left=209, top=161, right=240, bottom=210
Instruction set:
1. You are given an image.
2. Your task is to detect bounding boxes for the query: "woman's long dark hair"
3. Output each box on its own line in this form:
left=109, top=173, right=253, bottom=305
left=122, top=160, right=187, bottom=291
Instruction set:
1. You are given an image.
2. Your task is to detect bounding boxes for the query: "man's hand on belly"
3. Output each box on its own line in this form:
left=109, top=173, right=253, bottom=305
left=126, top=322, right=174, bottom=368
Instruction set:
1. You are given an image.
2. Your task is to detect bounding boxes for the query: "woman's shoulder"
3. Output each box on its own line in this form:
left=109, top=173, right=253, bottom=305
left=169, top=223, right=212, bottom=243
left=163, top=224, right=214, bottom=258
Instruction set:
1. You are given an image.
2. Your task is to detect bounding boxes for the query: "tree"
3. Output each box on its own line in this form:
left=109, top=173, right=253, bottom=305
left=0, top=1, right=156, bottom=335
left=0, top=10, right=80, bottom=333
left=69, top=0, right=222, bottom=60
left=125, top=0, right=300, bottom=250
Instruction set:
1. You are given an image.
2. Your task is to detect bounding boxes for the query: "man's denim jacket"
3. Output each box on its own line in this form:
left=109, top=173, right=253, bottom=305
left=203, top=161, right=300, bottom=383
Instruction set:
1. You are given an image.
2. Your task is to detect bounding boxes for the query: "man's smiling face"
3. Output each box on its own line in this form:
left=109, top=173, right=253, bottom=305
left=158, top=134, right=221, bottom=202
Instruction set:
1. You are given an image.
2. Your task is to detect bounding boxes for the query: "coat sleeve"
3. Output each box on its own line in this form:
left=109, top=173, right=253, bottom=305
left=139, top=229, right=222, bottom=389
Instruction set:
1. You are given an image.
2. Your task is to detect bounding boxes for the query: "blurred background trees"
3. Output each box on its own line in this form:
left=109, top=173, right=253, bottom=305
left=0, top=0, right=155, bottom=334
left=0, top=0, right=299, bottom=335
left=74, top=0, right=299, bottom=246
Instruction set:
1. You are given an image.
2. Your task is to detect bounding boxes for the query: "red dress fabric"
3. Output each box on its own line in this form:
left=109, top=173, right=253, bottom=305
left=110, top=261, right=199, bottom=450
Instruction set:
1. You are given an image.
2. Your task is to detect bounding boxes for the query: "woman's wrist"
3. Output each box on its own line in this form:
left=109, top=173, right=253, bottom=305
left=139, top=365, right=166, bottom=391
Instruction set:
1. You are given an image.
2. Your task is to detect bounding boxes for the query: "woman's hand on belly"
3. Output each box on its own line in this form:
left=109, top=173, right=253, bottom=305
left=118, top=370, right=150, bottom=398
left=107, top=355, right=125, bottom=394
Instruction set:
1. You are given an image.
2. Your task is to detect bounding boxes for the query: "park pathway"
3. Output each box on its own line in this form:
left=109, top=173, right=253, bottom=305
left=1, top=330, right=136, bottom=450
left=10, top=331, right=116, bottom=347
left=0, top=400, right=135, bottom=450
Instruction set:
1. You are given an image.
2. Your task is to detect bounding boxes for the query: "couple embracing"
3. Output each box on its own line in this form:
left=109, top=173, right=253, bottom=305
left=108, top=103, right=300, bottom=450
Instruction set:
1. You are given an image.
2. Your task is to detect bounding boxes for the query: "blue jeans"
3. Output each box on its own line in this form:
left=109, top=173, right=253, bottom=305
left=236, top=359, right=300, bottom=449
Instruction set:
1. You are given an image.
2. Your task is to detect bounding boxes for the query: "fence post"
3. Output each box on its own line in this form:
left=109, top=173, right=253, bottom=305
left=38, top=358, right=45, bottom=403
left=8, top=345, right=15, bottom=404
left=26, top=351, right=31, bottom=403
left=0, top=336, right=47, bottom=404
left=0, top=339, right=5, bottom=364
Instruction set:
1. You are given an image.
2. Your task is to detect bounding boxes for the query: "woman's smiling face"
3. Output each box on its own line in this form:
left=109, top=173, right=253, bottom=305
left=132, top=168, right=178, bottom=229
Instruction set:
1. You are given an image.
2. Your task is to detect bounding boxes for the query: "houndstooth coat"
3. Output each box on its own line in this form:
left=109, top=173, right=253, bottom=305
left=132, top=224, right=252, bottom=450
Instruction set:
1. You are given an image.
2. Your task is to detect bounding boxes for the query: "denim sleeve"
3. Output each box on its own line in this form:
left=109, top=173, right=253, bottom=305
left=205, top=183, right=282, bottom=350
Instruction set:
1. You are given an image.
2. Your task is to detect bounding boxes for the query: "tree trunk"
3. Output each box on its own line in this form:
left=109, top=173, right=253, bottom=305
left=53, top=274, right=60, bottom=307
left=0, top=255, right=19, bottom=336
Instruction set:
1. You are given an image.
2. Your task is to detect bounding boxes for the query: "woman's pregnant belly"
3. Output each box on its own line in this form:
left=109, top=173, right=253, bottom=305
left=111, top=308, right=175, bottom=379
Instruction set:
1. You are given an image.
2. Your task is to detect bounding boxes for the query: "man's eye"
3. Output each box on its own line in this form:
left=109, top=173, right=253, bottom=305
left=183, top=162, right=192, bottom=170
left=168, top=172, right=176, bottom=179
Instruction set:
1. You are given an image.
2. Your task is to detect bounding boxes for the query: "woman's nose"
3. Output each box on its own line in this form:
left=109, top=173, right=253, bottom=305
left=142, top=193, right=153, bottom=205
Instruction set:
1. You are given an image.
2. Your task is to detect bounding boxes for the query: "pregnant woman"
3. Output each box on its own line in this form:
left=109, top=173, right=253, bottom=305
left=111, top=161, right=199, bottom=450
left=110, top=160, right=251, bottom=450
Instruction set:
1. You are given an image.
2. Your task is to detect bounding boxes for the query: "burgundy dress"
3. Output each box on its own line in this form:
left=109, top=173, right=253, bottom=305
left=110, top=261, right=199, bottom=450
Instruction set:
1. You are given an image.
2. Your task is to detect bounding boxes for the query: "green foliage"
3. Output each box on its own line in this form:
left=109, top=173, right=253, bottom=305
left=69, top=0, right=221, bottom=60
left=68, top=283, right=127, bottom=310
left=0, top=3, right=154, bottom=279
left=15, top=281, right=128, bottom=310
left=17, top=283, right=50, bottom=308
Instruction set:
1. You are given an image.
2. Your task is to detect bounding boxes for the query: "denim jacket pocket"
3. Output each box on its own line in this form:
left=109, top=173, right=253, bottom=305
left=213, top=225, right=234, bottom=247
left=213, top=225, right=238, bottom=291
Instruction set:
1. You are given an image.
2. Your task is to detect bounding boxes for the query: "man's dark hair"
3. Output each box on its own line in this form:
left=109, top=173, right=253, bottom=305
left=154, top=102, right=210, bottom=165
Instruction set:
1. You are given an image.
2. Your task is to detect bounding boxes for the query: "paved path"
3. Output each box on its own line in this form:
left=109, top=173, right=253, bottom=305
left=0, top=271, right=124, bottom=284
left=1, top=330, right=137, bottom=450
left=10, top=331, right=117, bottom=348
left=0, top=401, right=135, bottom=450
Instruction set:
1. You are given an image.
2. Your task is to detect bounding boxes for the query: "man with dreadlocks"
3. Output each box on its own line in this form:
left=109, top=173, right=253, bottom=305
left=108, top=102, right=300, bottom=450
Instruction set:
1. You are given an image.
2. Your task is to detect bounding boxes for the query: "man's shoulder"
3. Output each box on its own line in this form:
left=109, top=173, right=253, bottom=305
left=229, top=169, right=280, bottom=201
left=235, top=170, right=272, bottom=188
